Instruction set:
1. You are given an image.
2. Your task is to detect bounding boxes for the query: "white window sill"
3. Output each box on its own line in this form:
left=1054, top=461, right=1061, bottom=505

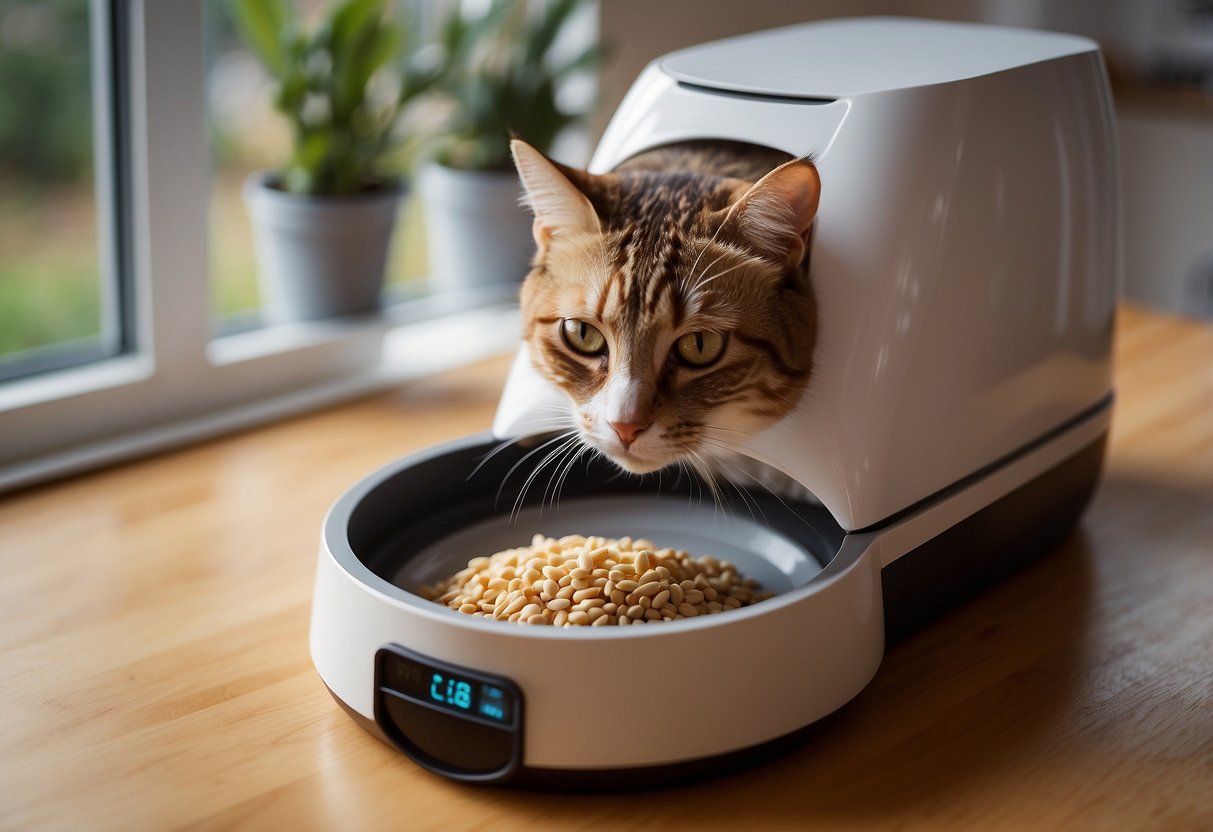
left=0, top=303, right=521, bottom=494
left=0, top=354, right=155, bottom=413
left=207, top=314, right=388, bottom=367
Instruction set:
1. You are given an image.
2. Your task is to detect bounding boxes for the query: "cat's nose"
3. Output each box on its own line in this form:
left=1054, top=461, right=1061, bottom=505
left=609, top=420, right=650, bottom=448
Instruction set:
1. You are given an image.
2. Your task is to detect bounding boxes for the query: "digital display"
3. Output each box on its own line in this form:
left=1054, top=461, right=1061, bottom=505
left=386, top=653, right=515, bottom=724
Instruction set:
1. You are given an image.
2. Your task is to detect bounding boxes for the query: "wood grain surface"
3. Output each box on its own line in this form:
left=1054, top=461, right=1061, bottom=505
left=2, top=304, right=1210, bottom=831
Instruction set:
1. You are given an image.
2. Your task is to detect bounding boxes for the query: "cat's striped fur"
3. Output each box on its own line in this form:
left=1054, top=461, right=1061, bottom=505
left=511, top=138, right=820, bottom=500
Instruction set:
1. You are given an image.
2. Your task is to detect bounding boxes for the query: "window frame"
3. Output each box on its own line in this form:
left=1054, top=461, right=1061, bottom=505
left=0, top=0, right=523, bottom=491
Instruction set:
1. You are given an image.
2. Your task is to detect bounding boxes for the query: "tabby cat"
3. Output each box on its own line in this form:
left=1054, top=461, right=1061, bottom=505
left=510, top=138, right=820, bottom=500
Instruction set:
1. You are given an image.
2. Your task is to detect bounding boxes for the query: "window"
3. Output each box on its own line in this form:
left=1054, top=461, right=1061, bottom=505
left=0, top=0, right=125, bottom=382
left=0, top=0, right=523, bottom=491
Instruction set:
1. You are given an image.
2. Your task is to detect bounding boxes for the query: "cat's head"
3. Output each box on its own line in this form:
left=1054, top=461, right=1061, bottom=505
left=511, top=139, right=820, bottom=477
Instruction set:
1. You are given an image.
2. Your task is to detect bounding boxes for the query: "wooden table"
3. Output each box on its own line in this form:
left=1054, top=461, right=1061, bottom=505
left=2, top=304, right=1210, bottom=830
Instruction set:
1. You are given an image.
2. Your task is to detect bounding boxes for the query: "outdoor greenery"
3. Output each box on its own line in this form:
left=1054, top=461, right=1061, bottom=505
left=0, top=0, right=101, bottom=361
left=0, top=244, right=99, bottom=358
left=0, top=0, right=92, bottom=182
left=427, top=0, right=600, bottom=170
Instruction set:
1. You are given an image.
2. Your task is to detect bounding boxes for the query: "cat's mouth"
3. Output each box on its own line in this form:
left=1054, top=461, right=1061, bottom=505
left=606, top=447, right=667, bottom=475
left=588, top=434, right=676, bottom=475
left=577, top=421, right=684, bottom=475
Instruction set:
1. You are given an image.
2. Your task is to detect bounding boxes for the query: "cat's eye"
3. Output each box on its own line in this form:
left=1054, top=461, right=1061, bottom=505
left=561, top=319, right=607, bottom=357
left=675, top=331, right=726, bottom=367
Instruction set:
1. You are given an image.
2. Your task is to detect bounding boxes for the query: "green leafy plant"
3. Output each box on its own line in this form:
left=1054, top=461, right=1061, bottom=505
left=230, top=0, right=437, bottom=196
left=428, top=0, right=602, bottom=171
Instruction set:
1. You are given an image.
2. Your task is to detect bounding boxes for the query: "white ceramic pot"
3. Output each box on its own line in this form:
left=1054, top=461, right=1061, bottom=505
left=418, top=163, right=535, bottom=293
left=243, top=172, right=403, bottom=324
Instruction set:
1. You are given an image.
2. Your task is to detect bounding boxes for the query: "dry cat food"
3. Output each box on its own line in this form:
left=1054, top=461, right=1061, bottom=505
left=422, top=534, right=773, bottom=626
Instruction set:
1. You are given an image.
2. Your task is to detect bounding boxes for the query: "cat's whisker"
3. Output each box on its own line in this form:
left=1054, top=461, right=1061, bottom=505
left=698, top=423, right=762, bottom=441
left=685, top=447, right=730, bottom=520
left=697, top=434, right=783, bottom=476
left=511, top=433, right=582, bottom=521
left=513, top=439, right=579, bottom=514
left=689, top=259, right=747, bottom=295
left=601, top=465, right=628, bottom=485
left=686, top=246, right=730, bottom=292
left=496, top=429, right=578, bottom=510
left=539, top=438, right=574, bottom=511
left=498, top=429, right=577, bottom=485
left=683, top=212, right=732, bottom=295
left=695, top=442, right=770, bottom=527
left=681, top=454, right=712, bottom=514
left=551, top=442, right=591, bottom=513
left=688, top=460, right=708, bottom=508
left=669, top=459, right=691, bottom=500
left=544, top=446, right=574, bottom=512
left=700, top=455, right=739, bottom=524
left=470, top=437, right=526, bottom=480
left=687, top=460, right=707, bottom=509
left=703, top=446, right=766, bottom=523
left=671, top=445, right=705, bottom=504
left=695, top=435, right=818, bottom=524
left=697, top=432, right=793, bottom=480
left=469, top=419, right=575, bottom=480
left=543, top=437, right=586, bottom=513
left=555, top=443, right=606, bottom=514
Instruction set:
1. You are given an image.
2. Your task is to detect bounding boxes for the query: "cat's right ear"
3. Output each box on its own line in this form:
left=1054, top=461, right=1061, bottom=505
left=727, top=158, right=821, bottom=267
left=511, top=139, right=602, bottom=246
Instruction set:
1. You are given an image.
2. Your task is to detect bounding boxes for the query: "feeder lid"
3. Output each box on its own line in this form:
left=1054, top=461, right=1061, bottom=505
left=659, top=17, right=1097, bottom=100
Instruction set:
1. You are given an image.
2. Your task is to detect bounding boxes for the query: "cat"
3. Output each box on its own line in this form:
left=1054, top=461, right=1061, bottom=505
left=510, top=137, right=821, bottom=504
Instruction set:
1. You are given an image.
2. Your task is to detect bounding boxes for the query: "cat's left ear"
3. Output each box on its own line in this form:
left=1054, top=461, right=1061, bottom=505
left=511, top=139, right=602, bottom=246
left=729, top=159, right=820, bottom=266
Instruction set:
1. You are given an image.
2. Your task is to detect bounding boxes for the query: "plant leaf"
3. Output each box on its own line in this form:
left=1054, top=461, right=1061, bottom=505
left=336, top=21, right=402, bottom=120
left=328, top=0, right=388, bottom=56
left=228, top=0, right=293, bottom=78
left=285, top=130, right=333, bottom=195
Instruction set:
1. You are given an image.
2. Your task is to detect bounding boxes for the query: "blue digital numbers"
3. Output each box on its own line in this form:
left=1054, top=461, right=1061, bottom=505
left=430, top=673, right=473, bottom=710
left=477, top=684, right=509, bottom=722
left=393, top=653, right=514, bottom=724
left=478, top=702, right=505, bottom=720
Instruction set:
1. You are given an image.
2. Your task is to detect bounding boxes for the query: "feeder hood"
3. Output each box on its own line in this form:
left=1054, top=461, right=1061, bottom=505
left=493, top=17, right=1117, bottom=532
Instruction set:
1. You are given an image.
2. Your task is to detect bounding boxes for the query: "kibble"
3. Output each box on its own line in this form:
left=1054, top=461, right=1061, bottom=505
left=421, top=535, right=772, bottom=627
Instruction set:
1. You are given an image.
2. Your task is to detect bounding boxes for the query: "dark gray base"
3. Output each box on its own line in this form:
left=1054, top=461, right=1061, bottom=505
left=882, top=431, right=1106, bottom=641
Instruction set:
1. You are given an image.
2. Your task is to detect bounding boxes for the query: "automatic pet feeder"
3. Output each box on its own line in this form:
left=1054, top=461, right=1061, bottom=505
left=310, top=17, right=1118, bottom=785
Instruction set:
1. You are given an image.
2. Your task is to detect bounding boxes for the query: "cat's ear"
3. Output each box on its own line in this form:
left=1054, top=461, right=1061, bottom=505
left=511, top=139, right=602, bottom=246
left=728, top=159, right=820, bottom=266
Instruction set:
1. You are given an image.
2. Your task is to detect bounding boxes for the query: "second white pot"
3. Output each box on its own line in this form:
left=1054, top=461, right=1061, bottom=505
left=243, top=172, right=402, bottom=324
left=419, top=163, right=535, bottom=293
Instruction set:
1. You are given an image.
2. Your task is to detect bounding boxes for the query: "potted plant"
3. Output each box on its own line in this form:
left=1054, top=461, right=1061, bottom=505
left=419, top=0, right=600, bottom=294
left=231, top=0, right=436, bottom=323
